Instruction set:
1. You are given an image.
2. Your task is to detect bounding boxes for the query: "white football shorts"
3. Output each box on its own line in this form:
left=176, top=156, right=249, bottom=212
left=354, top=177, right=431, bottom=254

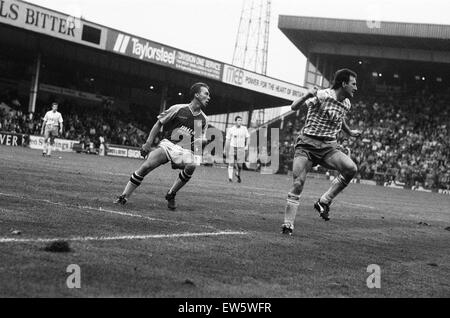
left=158, top=139, right=201, bottom=166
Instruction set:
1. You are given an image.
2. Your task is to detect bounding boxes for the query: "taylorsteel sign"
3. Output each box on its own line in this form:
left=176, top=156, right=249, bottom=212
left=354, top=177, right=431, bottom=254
left=113, top=33, right=176, bottom=64
left=108, top=31, right=305, bottom=100
left=0, top=0, right=107, bottom=49
left=107, top=30, right=223, bottom=81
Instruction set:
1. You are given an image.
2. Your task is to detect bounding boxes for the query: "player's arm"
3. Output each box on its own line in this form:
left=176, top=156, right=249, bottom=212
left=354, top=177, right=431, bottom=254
left=200, top=119, right=209, bottom=145
left=224, top=140, right=230, bottom=159
left=40, top=116, right=47, bottom=135
left=342, top=119, right=362, bottom=138
left=193, top=119, right=209, bottom=153
left=291, top=86, right=319, bottom=111
left=140, top=121, right=162, bottom=157
left=244, top=129, right=251, bottom=161
left=224, top=128, right=231, bottom=155
left=140, top=105, right=180, bottom=157
left=59, top=116, right=63, bottom=135
left=245, top=127, right=250, bottom=150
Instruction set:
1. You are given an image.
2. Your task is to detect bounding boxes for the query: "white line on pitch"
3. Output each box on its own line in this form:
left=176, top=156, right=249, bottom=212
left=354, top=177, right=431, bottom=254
left=106, top=174, right=378, bottom=209
left=295, top=194, right=378, bottom=210
left=0, top=231, right=249, bottom=244
left=0, top=192, right=217, bottom=230
left=339, top=201, right=377, bottom=210
left=106, top=172, right=130, bottom=177
left=106, top=171, right=286, bottom=194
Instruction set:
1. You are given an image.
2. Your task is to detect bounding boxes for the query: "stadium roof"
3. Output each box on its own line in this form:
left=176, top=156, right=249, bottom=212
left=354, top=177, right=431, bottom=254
left=279, top=15, right=450, bottom=58
left=0, top=0, right=307, bottom=118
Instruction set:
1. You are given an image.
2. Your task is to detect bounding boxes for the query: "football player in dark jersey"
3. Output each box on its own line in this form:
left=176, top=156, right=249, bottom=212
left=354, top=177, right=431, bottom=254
left=115, top=83, right=210, bottom=210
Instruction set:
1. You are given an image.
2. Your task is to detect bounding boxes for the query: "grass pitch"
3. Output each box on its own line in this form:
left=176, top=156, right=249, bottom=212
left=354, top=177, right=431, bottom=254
left=0, top=146, right=449, bottom=297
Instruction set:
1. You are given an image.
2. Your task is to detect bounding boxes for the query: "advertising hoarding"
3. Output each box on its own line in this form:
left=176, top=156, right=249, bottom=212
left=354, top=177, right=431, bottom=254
left=28, top=135, right=77, bottom=152
left=106, top=30, right=223, bottom=81
left=222, top=64, right=307, bottom=101
left=0, top=131, right=26, bottom=147
left=0, top=0, right=107, bottom=49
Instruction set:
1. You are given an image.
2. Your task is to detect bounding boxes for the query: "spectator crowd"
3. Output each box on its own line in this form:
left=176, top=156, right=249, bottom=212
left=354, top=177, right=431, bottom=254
left=0, top=101, right=150, bottom=149
left=1, top=88, right=449, bottom=191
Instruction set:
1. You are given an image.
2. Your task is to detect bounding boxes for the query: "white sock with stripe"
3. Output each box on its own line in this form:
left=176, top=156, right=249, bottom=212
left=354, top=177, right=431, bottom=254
left=320, top=174, right=349, bottom=205
left=284, top=192, right=300, bottom=229
left=228, top=166, right=233, bottom=180
left=123, top=172, right=144, bottom=198
left=169, top=169, right=193, bottom=194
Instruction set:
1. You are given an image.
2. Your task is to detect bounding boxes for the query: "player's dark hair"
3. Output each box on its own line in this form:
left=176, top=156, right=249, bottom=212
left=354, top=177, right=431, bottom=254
left=331, top=69, right=357, bottom=89
left=190, top=82, right=209, bottom=99
left=235, top=116, right=242, bottom=121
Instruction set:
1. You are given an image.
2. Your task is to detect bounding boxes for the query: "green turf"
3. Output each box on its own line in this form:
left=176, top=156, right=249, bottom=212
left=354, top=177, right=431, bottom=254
left=0, top=146, right=449, bottom=297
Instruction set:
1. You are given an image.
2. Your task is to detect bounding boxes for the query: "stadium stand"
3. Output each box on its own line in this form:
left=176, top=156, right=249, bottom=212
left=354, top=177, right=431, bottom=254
left=2, top=85, right=449, bottom=191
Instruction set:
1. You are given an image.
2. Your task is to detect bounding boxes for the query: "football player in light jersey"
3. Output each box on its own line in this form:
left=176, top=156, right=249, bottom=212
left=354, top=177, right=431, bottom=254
left=281, top=69, right=362, bottom=235
left=115, top=83, right=210, bottom=210
left=225, top=116, right=250, bottom=183
left=40, top=102, right=63, bottom=157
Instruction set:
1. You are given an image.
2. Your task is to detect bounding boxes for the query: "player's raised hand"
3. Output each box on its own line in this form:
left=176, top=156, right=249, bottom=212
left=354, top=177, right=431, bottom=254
left=291, top=86, right=319, bottom=111
left=140, top=142, right=152, bottom=158
left=308, top=86, right=319, bottom=97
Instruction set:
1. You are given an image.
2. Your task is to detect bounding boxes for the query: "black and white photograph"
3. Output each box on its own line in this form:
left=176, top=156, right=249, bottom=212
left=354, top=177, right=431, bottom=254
left=0, top=0, right=449, bottom=302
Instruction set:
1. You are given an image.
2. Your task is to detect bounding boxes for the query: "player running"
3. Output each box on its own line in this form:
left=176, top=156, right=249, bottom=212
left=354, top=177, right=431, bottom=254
left=225, top=116, right=250, bottom=183
left=41, top=102, right=63, bottom=157
left=114, top=83, right=210, bottom=210
left=281, top=69, right=362, bottom=235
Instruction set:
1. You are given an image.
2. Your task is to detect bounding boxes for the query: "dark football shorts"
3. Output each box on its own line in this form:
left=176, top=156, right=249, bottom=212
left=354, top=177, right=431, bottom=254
left=294, top=134, right=340, bottom=167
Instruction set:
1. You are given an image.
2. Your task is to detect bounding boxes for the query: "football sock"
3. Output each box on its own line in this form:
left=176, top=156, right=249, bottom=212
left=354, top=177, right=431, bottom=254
left=47, top=145, right=52, bottom=156
left=320, top=174, right=350, bottom=205
left=43, top=142, right=48, bottom=155
left=284, top=192, right=300, bottom=228
left=169, top=169, right=192, bottom=194
left=228, top=166, right=233, bottom=180
left=123, top=172, right=144, bottom=197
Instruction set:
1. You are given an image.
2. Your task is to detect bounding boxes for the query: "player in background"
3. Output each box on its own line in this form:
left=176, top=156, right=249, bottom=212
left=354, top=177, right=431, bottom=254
left=225, top=116, right=250, bottom=183
left=281, top=69, right=362, bottom=235
left=115, top=83, right=210, bottom=210
left=41, top=102, right=63, bottom=157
